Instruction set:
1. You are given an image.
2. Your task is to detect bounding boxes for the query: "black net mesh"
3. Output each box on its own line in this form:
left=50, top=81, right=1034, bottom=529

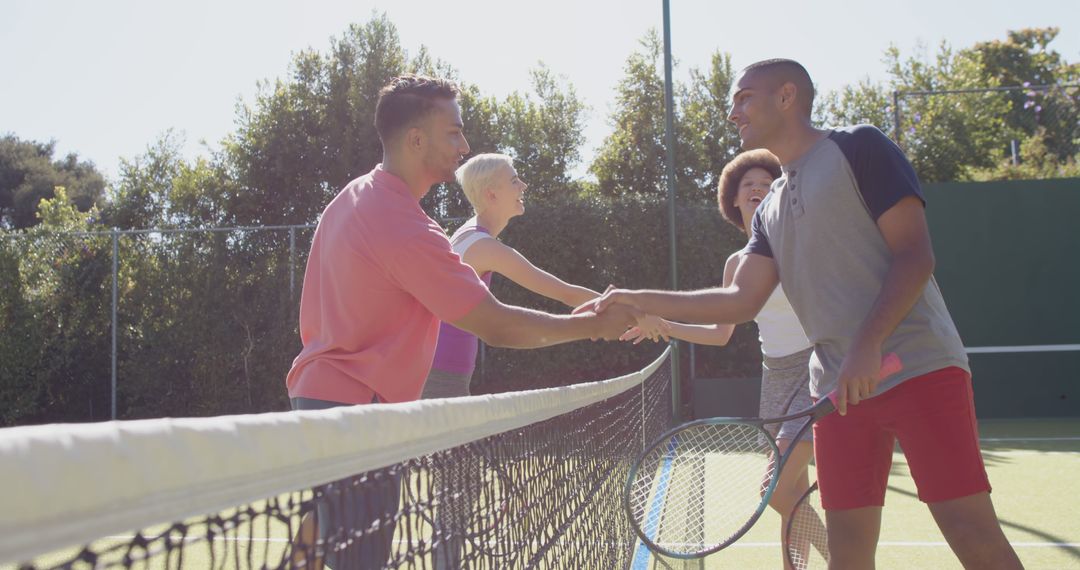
left=15, top=355, right=673, bottom=570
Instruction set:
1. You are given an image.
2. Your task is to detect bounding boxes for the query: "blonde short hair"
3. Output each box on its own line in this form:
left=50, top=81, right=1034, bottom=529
left=456, top=153, right=514, bottom=214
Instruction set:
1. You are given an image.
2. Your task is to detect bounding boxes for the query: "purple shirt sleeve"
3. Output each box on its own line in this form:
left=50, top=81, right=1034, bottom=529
left=829, top=125, right=925, bottom=220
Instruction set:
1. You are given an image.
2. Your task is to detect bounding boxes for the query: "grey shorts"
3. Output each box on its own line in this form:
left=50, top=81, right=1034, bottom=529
left=422, top=368, right=473, bottom=399
left=759, top=347, right=815, bottom=443
left=291, top=395, right=401, bottom=569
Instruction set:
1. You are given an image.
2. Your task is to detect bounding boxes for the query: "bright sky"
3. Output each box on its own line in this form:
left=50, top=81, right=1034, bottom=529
left=2, top=0, right=1076, bottom=182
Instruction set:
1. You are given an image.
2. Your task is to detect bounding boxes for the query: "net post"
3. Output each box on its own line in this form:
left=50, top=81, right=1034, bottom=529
left=641, top=365, right=646, bottom=450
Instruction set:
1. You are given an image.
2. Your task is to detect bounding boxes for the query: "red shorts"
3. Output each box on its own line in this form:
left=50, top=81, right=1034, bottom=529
left=813, top=367, right=991, bottom=510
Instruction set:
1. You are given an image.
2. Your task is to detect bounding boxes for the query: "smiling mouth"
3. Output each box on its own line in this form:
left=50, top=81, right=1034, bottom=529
left=750, top=196, right=763, bottom=204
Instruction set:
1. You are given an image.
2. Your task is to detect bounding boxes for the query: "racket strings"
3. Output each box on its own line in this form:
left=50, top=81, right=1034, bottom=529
left=628, top=423, right=776, bottom=556
left=785, top=485, right=829, bottom=570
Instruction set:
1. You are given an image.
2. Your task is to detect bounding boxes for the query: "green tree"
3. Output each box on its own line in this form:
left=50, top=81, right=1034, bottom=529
left=0, top=135, right=105, bottom=229
left=887, top=43, right=1014, bottom=182
left=99, top=130, right=237, bottom=230
left=679, top=51, right=742, bottom=202
left=223, top=14, right=411, bottom=227
left=0, top=236, right=43, bottom=424
left=816, top=79, right=895, bottom=134
left=590, top=31, right=670, bottom=200
left=591, top=33, right=733, bottom=203
left=819, top=28, right=1078, bottom=182
left=422, top=66, right=589, bottom=221
left=971, top=27, right=1079, bottom=165
left=499, top=65, right=587, bottom=197
left=969, top=127, right=1080, bottom=180
left=103, top=132, right=184, bottom=229
left=0, top=188, right=112, bottom=425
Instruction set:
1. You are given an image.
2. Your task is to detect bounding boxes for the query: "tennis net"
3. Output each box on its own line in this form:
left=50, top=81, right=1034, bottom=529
left=0, top=348, right=673, bottom=569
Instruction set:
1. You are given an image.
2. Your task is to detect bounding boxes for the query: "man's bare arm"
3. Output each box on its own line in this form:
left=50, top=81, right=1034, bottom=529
left=452, top=293, right=639, bottom=348
left=835, top=195, right=936, bottom=413
left=577, top=254, right=780, bottom=325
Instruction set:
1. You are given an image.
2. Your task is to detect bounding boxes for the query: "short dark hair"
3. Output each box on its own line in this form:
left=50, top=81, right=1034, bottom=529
left=717, top=149, right=782, bottom=233
left=374, top=74, right=460, bottom=141
left=741, top=58, right=815, bottom=116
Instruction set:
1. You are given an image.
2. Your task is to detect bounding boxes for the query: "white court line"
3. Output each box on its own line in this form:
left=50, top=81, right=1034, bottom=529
left=105, top=535, right=292, bottom=543
left=981, top=450, right=1080, bottom=457
left=965, top=344, right=1080, bottom=353
left=981, top=437, right=1080, bottom=442
left=108, top=535, right=1079, bottom=549
left=727, top=541, right=1080, bottom=549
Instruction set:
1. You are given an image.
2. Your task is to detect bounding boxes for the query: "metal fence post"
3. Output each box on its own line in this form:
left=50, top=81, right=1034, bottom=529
left=662, top=0, right=683, bottom=423
left=689, top=343, right=696, bottom=381
left=111, top=228, right=118, bottom=421
left=892, top=90, right=902, bottom=147
left=289, top=226, right=296, bottom=303
left=478, top=342, right=486, bottom=388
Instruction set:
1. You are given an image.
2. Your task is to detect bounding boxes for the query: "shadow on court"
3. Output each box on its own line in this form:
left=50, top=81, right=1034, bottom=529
left=885, top=483, right=1080, bottom=564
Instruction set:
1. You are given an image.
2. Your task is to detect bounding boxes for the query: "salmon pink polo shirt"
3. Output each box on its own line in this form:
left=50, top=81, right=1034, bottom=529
left=286, top=165, right=489, bottom=404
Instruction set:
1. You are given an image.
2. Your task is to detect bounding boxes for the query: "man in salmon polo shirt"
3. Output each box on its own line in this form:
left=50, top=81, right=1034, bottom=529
left=286, top=74, right=640, bottom=569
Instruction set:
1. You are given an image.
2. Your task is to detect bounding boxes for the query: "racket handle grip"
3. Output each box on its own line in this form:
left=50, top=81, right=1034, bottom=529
left=879, top=352, right=903, bottom=379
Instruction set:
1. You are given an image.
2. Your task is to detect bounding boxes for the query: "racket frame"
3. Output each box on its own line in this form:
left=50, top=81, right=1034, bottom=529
left=624, top=397, right=833, bottom=558
left=625, top=352, right=901, bottom=559
left=784, top=481, right=827, bottom=570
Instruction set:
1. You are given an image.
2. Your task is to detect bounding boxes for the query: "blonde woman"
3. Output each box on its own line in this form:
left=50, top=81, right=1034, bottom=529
left=424, top=153, right=669, bottom=567
left=423, top=153, right=604, bottom=398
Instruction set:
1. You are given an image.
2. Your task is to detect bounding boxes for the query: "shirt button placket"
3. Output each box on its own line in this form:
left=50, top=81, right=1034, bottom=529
left=788, top=170, right=803, bottom=215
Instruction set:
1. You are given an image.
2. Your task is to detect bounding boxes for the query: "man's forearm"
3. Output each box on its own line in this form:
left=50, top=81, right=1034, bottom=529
left=626, top=289, right=756, bottom=325
left=480, top=305, right=598, bottom=349
left=665, top=321, right=735, bottom=346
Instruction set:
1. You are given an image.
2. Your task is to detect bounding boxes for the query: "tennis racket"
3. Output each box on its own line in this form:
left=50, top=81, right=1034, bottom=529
left=785, top=482, right=828, bottom=569
left=624, top=352, right=902, bottom=559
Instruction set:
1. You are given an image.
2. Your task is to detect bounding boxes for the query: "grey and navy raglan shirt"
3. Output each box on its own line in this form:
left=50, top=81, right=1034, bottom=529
left=745, top=125, right=970, bottom=398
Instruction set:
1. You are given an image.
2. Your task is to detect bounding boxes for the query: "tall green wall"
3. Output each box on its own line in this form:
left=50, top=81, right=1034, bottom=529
left=925, top=178, right=1079, bottom=418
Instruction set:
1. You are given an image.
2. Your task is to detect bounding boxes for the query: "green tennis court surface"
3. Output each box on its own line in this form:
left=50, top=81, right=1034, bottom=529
left=645, top=418, right=1080, bottom=569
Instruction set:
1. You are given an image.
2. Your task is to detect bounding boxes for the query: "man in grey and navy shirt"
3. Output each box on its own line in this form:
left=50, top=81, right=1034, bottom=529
left=581, top=59, right=1021, bottom=569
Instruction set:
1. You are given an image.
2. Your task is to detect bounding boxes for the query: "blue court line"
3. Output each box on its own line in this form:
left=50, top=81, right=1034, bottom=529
left=631, top=435, right=680, bottom=570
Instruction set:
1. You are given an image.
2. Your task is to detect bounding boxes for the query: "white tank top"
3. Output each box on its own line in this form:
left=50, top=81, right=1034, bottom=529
left=755, top=284, right=812, bottom=358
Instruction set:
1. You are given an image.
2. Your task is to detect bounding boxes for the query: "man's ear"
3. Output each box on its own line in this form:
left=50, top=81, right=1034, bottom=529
left=778, top=82, right=798, bottom=111
left=405, top=126, right=424, bottom=152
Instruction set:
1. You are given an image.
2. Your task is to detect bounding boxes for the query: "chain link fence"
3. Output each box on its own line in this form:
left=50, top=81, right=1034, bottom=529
left=1, top=225, right=315, bottom=424
left=892, top=83, right=1079, bottom=182
left=2, top=195, right=756, bottom=426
